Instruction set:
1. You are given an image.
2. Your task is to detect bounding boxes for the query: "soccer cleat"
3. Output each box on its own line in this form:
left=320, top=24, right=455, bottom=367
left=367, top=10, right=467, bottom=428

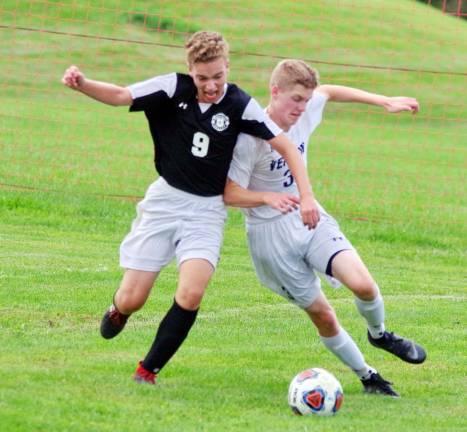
left=99, top=304, right=129, bottom=339
left=368, top=331, right=426, bottom=364
left=361, top=372, right=399, bottom=398
left=134, top=361, right=156, bottom=385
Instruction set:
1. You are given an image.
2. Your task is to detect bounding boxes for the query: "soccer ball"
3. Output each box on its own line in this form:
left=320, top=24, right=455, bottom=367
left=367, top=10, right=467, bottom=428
left=288, top=368, right=343, bottom=416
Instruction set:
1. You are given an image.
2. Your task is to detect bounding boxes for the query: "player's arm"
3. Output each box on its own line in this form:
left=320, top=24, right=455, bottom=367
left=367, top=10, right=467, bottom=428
left=224, top=178, right=300, bottom=213
left=61, top=65, right=132, bottom=106
left=267, top=133, right=320, bottom=229
left=317, top=85, right=419, bottom=114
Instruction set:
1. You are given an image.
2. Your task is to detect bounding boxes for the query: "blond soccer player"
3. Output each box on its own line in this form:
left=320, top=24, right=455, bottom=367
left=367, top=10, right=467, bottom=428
left=62, top=33, right=319, bottom=384
left=224, top=59, right=426, bottom=397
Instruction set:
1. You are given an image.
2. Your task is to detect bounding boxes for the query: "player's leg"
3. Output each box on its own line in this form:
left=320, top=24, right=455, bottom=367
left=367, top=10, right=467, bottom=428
left=101, top=178, right=181, bottom=341
left=174, top=258, right=214, bottom=310
left=135, top=259, right=213, bottom=381
left=329, top=249, right=384, bottom=333
left=100, top=269, right=158, bottom=339
left=305, top=293, right=371, bottom=376
left=306, top=211, right=425, bottom=368
left=304, top=214, right=385, bottom=339
left=304, top=293, right=398, bottom=395
left=135, top=191, right=226, bottom=383
left=116, top=269, right=159, bottom=313
left=330, top=249, right=426, bottom=364
left=305, top=296, right=398, bottom=396
left=248, top=215, right=399, bottom=396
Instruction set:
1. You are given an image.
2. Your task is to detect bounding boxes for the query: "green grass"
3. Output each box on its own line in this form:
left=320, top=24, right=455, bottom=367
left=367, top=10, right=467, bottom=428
left=1, top=0, right=466, bottom=431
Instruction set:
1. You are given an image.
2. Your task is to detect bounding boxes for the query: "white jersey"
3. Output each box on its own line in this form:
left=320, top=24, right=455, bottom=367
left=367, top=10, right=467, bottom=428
left=228, top=90, right=328, bottom=224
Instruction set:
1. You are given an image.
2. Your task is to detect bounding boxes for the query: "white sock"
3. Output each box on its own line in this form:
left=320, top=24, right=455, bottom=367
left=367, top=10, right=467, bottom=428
left=355, top=293, right=386, bottom=338
left=356, top=367, right=377, bottom=381
left=320, top=327, right=375, bottom=379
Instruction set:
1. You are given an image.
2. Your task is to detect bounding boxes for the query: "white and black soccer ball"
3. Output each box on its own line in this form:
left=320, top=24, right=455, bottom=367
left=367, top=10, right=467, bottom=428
left=288, top=367, right=343, bottom=416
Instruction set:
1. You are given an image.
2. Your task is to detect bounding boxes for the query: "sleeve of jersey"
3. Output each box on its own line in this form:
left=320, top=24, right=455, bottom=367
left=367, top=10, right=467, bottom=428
left=240, top=98, right=282, bottom=140
left=127, top=72, right=177, bottom=112
left=304, top=90, right=328, bottom=126
left=227, top=134, right=257, bottom=189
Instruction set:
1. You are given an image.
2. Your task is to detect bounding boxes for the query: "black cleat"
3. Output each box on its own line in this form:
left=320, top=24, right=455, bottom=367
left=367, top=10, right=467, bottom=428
left=100, top=304, right=129, bottom=339
left=368, top=331, right=426, bottom=364
left=361, top=372, right=399, bottom=398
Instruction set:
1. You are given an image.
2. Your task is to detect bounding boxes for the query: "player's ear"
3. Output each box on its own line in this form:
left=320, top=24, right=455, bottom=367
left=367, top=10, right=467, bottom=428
left=271, top=85, right=280, bottom=98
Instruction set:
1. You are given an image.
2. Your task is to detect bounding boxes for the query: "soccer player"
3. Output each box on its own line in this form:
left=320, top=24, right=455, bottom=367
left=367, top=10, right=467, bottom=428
left=224, top=59, right=427, bottom=397
left=62, top=32, right=319, bottom=385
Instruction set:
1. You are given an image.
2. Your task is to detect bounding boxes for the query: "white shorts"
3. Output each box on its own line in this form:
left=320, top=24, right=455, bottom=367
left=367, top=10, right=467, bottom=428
left=247, top=210, right=354, bottom=308
left=120, top=177, right=227, bottom=272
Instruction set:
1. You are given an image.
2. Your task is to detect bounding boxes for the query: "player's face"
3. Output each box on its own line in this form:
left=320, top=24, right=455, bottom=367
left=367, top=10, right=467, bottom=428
left=189, top=57, right=229, bottom=104
left=270, top=84, right=313, bottom=130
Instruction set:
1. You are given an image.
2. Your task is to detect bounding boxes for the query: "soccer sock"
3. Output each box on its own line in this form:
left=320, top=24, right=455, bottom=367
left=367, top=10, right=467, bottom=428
left=142, top=300, right=199, bottom=374
left=320, top=327, right=375, bottom=380
left=354, top=293, right=386, bottom=339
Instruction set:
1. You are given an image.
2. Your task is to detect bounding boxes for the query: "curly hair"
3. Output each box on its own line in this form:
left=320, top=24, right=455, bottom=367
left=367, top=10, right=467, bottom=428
left=270, top=60, right=319, bottom=90
left=185, top=31, right=229, bottom=66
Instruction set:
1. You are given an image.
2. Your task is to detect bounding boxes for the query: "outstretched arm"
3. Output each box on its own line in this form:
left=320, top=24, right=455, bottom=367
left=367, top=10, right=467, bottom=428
left=317, top=85, right=419, bottom=114
left=224, top=178, right=300, bottom=213
left=61, top=65, right=132, bottom=106
left=267, top=133, right=320, bottom=229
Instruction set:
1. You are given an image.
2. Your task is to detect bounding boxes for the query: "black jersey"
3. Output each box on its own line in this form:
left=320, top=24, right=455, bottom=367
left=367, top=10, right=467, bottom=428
left=128, top=73, right=281, bottom=196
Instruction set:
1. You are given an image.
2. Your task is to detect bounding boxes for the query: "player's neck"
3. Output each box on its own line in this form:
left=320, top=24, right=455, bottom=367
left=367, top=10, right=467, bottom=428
left=266, top=105, right=291, bottom=132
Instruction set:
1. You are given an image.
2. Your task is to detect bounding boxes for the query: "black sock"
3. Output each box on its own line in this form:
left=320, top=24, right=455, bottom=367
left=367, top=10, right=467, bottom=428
left=142, top=300, right=198, bottom=374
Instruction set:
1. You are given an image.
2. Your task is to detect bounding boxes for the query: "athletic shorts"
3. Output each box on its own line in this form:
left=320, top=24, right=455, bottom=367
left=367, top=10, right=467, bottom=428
left=120, top=177, right=227, bottom=272
left=246, top=210, right=354, bottom=308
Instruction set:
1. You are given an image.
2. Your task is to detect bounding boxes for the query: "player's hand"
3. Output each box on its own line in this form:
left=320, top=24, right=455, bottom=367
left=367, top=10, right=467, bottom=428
left=383, top=96, right=419, bottom=114
left=300, top=194, right=320, bottom=229
left=61, top=65, right=85, bottom=90
left=263, top=192, right=300, bottom=214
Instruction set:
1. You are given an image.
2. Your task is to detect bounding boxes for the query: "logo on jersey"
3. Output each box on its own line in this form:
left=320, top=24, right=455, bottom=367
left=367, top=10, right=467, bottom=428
left=211, top=113, right=230, bottom=132
left=178, top=102, right=188, bottom=110
left=269, top=142, right=305, bottom=171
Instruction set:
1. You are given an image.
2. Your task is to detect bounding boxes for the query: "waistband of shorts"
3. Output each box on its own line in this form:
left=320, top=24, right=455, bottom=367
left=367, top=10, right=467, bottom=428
left=155, top=177, right=224, bottom=204
left=246, top=201, right=328, bottom=228
left=246, top=210, right=297, bottom=227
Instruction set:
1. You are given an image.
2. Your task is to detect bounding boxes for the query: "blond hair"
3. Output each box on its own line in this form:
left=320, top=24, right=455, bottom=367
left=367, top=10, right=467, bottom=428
left=185, top=31, right=229, bottom=67
left=270, top=60, right=319, bottom=90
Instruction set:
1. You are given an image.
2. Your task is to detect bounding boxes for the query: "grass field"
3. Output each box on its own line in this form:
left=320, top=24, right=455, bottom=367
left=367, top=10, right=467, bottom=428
left=1, top=1, right=466, bottom=431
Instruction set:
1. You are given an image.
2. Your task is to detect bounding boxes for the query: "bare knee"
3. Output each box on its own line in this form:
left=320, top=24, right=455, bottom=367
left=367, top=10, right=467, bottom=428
left=175, top=285, right=205, bottom=310
left=176, top=259, right=213, bottom=310
left=308, top=306, right=340, bottom=337
left=116, top=289, right=147, bottom=313
left=114, top=270, right=157, bottom=314
left=351, top=278, right=379, bottom=301
left=331, top=250, right=378, bottom=300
